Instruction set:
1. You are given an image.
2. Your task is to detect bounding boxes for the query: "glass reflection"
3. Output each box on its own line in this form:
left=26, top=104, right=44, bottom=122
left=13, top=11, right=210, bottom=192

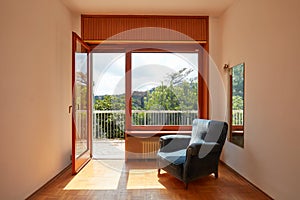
left=75, top=42, right=89, bottom=157
left=230, top=63, right=244, bottom=147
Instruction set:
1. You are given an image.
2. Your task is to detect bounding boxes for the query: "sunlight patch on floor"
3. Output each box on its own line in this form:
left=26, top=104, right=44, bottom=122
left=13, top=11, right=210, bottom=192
left=64, top=160, right=124, bottom=190
left=127, top=169, right=165, bottom=189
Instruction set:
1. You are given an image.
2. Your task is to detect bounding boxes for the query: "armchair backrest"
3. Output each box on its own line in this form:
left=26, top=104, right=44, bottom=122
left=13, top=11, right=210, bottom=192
left=205, top=120, right=228, bottom=147
left=189, top=119, right=209, bottom=145
left=190, top=119, right=228, bottom=147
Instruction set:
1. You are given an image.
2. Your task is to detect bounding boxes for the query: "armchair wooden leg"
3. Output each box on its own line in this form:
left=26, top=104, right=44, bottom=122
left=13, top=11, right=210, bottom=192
left=185, top=183, right=188, bottom=190
left=157, top=169, right=161, bottom=176
left=214, top=172, right=219, bottom=178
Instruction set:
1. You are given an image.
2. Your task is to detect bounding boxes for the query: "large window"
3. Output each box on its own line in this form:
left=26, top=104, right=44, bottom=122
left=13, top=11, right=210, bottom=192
left=90, top=45, right=208, bottom=133
left=131, top=52, right=198, bottom=127
left=123, top=46, right=208, bottom=131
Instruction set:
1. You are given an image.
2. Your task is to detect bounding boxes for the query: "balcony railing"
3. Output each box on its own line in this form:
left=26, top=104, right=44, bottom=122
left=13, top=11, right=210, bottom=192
left=92, top=110, right=197, bottom=139
left=75, top=110, right=244, bottom=139
left=232, top=110, right=244, bottom=126
left=93, top=110, right=125, bottom=139
left=132, top=110, right=197, bottom=126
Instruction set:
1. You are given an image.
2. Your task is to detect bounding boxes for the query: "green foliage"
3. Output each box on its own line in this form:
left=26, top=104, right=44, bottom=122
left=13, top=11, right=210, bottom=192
left=94, top=95, right=125, bottom=139
left=231, top=64, right=244, bottom=127
left=145, top=84, right=180, bottom=110
left=173, top=80, right=198, bottom=110
left=232, top=64, right=244, bottom=111
left=145, top=68, right=197, bottom=111
left=232, top=65, right=244, bottom=98
left=232, top=95, right=243, bottom=110
left=132, top=112, right=146, bottom=125
left=94, top=95, right=125, bottom=110
left=131, top=91, right=146, bottom=110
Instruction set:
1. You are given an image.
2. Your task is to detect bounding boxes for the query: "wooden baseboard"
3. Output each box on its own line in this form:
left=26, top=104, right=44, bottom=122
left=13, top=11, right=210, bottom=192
left=26, top=164, right=72, bottom=199
left=220, top=161, right=274, bottom=200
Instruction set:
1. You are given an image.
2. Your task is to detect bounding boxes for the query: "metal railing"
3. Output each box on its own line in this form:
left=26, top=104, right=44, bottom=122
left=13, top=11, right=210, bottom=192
left=92, top=110, right=197, bottom=139
left=132, top=110, right=197, bottom=126
left=76, top=110, right=244, bottom=139
left=93, top=110, right=125, bottom=139
left=232, top=110, right=244, bottom=125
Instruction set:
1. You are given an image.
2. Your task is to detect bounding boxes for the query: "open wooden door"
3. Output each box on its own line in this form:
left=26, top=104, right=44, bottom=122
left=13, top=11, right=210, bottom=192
left=71, top=32, right=92, bottom=174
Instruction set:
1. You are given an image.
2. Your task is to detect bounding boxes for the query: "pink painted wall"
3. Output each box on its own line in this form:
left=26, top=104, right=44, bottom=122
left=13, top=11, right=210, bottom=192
left=218, top=0, right=300, bottom=199
left=0, top=0, right=74, bottom=199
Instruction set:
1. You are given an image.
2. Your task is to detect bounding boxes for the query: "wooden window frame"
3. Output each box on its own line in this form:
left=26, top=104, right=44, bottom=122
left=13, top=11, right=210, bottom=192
left=123, top=43, right=209, bottom=132
left=88, top=41, right=209, bottom=134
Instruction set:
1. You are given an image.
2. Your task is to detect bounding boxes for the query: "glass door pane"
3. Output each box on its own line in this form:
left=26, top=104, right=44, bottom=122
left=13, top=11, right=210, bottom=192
left=72, top=32, right=91, bottom=174
left=92, top=53, right=126, bottom=159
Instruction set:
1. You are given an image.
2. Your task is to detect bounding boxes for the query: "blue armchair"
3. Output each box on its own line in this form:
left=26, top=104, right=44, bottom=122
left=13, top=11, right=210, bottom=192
left=157, top=119, right=228, bottom=189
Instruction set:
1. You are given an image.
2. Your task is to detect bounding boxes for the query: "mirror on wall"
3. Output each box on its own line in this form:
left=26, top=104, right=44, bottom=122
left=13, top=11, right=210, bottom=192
left=229, top=62, right=245, bottom=147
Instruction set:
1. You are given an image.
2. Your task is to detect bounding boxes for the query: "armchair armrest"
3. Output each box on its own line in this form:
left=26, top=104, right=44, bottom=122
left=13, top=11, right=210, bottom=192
left=159, top=135, right=191, bottom=152
left=187, top=142, right=221, bottom=157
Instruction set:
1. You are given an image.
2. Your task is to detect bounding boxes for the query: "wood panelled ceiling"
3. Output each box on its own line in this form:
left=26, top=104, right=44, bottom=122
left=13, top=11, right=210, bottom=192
left=81, top=15, right=208, bottom=41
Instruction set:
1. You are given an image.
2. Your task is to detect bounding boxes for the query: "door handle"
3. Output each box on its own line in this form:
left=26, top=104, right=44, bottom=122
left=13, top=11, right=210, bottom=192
left=69, top=105, right=72, bottom=113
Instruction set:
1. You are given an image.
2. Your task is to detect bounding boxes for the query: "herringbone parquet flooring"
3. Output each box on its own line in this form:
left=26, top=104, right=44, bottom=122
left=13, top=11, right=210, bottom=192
left=28, top=160, right=272, bottom=200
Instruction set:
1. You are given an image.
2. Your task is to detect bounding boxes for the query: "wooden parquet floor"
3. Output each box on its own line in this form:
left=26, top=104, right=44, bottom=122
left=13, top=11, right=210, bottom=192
left=28, top=160, right=272, bottom=200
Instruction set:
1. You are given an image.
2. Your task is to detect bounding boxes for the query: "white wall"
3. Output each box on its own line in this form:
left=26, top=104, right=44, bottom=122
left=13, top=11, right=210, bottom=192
left=218, top=0, right=300, bottom=199
left=0, top=0, right=73, bottom=199
left=71, top=11, right=81, bottom=35
left=209, top=17, right=227, bottom=122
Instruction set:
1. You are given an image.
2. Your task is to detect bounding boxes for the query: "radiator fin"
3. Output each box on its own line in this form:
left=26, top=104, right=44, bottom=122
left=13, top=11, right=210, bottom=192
left=142, top=141, right=160, bottom=159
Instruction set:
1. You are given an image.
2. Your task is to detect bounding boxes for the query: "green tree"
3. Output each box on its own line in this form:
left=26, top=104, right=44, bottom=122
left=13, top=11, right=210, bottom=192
left=94, top=95, right=125, bottom=110
left=232, top=65, right=244, bottom=98
left=173, top=79, right=198, bottom=110
left=232, top=64, right=244, bottom=111
left=144, top=68, right=197, bottom=111
left=232, top=95, right=243, bottom=110
left=145, top=84, right=180, bottom=110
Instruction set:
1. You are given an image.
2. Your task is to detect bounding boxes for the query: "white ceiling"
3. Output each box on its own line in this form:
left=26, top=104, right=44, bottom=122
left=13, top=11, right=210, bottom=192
left=61, top=0, right=236, bottom=17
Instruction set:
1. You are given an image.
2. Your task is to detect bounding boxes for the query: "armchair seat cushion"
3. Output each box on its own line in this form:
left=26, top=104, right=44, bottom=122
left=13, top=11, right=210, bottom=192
left=158, top=149, right=186, bottom=165
left=157, top=149, right=186, bottom=180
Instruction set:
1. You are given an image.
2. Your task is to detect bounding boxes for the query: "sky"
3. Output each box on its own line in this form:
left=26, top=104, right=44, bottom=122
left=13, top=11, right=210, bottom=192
left=92, top=52, right=198, bottom=96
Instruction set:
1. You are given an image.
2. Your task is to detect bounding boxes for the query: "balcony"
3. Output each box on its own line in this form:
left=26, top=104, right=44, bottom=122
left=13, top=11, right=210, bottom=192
left=76, top=109, right=244, bottom=140
left=76, top=110, right=244, bottom=159
left=92, top=110, right=198, bottom=139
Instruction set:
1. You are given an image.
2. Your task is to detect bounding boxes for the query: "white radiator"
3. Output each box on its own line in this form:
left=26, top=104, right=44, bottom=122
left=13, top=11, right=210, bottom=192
left=142, top=141, right=160, bottom=159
